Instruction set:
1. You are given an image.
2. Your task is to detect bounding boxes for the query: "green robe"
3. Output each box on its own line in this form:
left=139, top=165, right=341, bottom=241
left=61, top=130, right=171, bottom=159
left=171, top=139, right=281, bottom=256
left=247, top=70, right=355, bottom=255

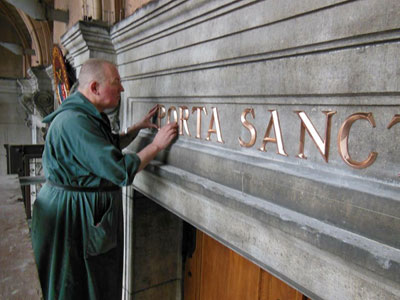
left=31, top=92, right=140, bottom=300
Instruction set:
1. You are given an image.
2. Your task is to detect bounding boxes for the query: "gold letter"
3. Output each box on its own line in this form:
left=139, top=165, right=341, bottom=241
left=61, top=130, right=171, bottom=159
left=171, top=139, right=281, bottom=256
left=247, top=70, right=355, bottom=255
left=157, top=105, right=166, bottom=129
left=239, top=108, right=257, bottom=148
left=295, top=110, right=336, bottom=162
left=259, top=110, right=288, bottom=156
left=179, top=106, right=191, bottom=136
left=192, top=106, right=207, bottom=139
left=206, top=107, right=224, bottom=143
left=167, top=106, right=178, bottom=124
left=387, top=115, right=400, bottom=129
left=338, top=112, right=377, bottom=169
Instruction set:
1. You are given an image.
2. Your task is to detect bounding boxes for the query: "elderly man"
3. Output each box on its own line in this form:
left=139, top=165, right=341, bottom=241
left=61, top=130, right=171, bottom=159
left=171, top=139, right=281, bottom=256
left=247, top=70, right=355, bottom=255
left=31, top=59, right=178, bottom=299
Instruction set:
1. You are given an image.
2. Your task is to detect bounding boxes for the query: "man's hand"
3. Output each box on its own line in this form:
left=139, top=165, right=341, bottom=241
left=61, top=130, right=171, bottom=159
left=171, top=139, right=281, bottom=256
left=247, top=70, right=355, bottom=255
left=120, top=105, right=160, bottom=149
left=137, top=122, right=178, bottom=172
left=136, top=105, right=159, bottom=130
left=152, top=122, right=179, bottom=150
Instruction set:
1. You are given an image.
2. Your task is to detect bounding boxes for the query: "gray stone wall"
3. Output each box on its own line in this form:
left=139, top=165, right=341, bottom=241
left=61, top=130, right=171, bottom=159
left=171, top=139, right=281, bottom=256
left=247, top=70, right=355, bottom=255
left=62, top=1, right=400, bottom=299
left=114, top=1, right=400, bottom=299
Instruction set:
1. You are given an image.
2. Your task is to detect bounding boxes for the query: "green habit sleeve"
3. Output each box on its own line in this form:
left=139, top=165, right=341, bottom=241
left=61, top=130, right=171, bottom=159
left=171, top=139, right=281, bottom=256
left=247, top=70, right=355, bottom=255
left=50, top=110, right=141, bottom=187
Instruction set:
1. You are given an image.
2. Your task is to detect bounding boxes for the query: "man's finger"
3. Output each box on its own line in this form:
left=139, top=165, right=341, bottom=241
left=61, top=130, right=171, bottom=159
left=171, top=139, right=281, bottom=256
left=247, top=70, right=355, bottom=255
left=148, top=105, right=158, bottom=114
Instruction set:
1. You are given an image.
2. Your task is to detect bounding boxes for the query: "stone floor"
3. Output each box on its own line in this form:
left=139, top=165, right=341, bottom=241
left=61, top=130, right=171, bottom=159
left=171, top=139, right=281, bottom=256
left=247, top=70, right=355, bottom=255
left=0, top=175, right=42, bottom=299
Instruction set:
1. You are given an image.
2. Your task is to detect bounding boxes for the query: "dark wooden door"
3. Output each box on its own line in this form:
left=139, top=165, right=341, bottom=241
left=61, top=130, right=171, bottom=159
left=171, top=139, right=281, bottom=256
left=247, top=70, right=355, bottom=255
left=184, top=230, right=309, bottom=300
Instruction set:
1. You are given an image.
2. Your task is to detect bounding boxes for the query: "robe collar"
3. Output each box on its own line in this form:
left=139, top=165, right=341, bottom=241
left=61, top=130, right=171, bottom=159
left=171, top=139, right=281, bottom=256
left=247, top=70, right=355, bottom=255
left=42, top=92, right=111, bottom=130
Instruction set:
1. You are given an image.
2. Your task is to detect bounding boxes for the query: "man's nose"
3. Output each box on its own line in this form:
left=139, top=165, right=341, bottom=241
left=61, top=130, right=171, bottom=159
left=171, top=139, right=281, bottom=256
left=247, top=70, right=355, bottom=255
left=120, top=84, right=124, bottom=92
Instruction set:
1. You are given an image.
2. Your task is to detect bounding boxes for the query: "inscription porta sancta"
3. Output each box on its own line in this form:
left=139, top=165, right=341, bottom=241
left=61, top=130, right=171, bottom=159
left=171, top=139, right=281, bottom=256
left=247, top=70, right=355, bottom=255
left=155, top=104, right=400, bottom=174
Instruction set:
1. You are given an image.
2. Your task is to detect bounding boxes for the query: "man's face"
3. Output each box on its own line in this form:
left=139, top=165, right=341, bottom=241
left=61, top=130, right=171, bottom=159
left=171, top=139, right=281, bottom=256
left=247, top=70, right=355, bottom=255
left=98, top=64, right=124, bottom=110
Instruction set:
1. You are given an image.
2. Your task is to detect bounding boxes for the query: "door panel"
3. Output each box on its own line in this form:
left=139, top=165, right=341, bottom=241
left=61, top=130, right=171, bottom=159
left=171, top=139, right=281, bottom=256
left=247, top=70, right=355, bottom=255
left=199, top=232, right=260, bottom=300
left=259, top=270, right=306, bottom=300
left=184, top=230, right=310, bottom=300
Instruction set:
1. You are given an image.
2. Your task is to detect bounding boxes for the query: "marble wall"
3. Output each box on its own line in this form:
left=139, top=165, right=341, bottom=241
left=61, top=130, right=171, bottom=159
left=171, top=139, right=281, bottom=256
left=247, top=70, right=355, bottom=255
left=61, top=1, right=400, bottom=299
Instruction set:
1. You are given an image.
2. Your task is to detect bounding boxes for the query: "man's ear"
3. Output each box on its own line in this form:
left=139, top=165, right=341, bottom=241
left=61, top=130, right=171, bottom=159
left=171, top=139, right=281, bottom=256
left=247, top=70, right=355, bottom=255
left=89, top=81, right=99, bottom=95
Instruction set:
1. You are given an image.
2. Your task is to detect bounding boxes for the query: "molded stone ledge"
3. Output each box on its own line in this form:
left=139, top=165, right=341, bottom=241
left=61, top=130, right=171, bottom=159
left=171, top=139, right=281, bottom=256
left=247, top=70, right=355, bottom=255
left=128, top=133, right=400, bottom=250
left=61, top=21, right=116, bottom=70
left=111, top=0, right=229, bottom=50
left=114, top=0, right=400, bottom=80
left=110, top=0, right=356, bottom=56
left=132, top=163, right=400, bottom=300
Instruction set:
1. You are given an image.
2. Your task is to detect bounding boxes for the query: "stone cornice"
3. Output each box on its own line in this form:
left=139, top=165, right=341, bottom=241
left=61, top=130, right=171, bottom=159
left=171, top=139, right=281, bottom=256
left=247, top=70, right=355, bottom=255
left=61, top=21, right=116, bottom=69
left=27, top=67, right=53, bottom=92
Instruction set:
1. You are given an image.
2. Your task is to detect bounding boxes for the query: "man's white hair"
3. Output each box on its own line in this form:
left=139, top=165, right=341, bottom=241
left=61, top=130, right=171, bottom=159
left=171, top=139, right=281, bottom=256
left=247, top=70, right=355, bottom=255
left=78, top=59, right=115, bottom=88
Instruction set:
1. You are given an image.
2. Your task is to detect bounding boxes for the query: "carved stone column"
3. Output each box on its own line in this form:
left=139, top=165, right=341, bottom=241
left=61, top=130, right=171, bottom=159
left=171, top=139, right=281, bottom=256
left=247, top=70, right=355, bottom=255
left=16, top=66, right=54, bottom=144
